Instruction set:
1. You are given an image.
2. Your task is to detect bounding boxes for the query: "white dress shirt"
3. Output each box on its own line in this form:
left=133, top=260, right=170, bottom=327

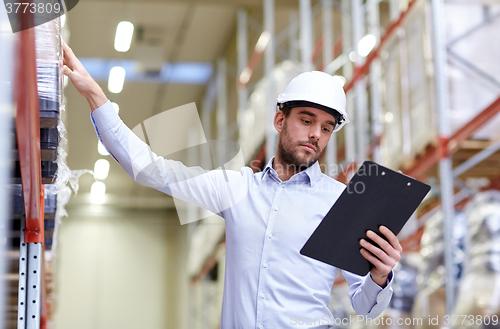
left=90, top=100, right=393, bottom=328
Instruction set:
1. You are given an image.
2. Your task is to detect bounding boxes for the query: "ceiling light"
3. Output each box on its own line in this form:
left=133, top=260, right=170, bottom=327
left=98, top=141, right=109, bottom=156
left=114, top=21, right=134, bottom=52
left=111, top=102, right=119, bottom=114
left=90, top=181, right=106, bottom=204
left=358, top=34, right=376, bottom=57
left=385, top=112, right=394, bottom=123
left=108, top=66, right=125, bottom=93
left=94, top=159, right=110, bottom=180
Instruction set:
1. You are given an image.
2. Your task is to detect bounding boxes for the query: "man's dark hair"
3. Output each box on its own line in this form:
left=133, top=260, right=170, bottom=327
left=279, top=104, right=292, bottom=118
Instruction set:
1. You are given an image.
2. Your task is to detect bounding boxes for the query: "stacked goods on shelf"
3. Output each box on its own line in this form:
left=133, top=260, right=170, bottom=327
left=35, top=18, right=63, bottom=184
left=405, top=2, right=437, bottom=160
left=412, top=211, right=467, bottom=329
left=379, top=0, right=437, bottom=170
left=446, top=3, right=500, bottom=139
left=454, top=191, right=500, bottom=328
left=35, top=18, right=62, bottom=130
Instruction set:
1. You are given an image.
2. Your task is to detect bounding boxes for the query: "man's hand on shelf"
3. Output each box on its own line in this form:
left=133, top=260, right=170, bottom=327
left=62, top=41, right=108, bottom=112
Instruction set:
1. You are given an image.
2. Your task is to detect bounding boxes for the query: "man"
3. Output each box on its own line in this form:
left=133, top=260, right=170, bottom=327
left=63, top=41, right=401, bottom=328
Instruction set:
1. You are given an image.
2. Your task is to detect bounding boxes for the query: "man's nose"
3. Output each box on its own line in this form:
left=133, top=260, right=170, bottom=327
left=308, top=124, right=321, bottom=140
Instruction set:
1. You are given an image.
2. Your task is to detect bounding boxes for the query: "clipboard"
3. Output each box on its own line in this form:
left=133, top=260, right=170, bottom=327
left=300, top=160, right=430, bottom=276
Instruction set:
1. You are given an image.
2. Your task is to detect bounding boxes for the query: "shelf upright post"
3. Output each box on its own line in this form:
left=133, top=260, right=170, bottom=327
left=351, top=0, right=368, bottom=165
left=217, top=57, right=228, bottom=166
left=322, top=0, right=337, bottom=175
left=341, top=0, right=356, bottom=170
left=299, top=0, right=313, bottom=72
left=367, top=0, right=383, bottom=164
left=237, top=8, right=248, bottom=132
left=264, top=0, right=276, bottom=164
left=430, top=0, right=455, bottom=316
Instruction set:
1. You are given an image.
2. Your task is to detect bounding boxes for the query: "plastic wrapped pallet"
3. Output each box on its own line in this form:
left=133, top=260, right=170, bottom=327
left=380, top=34, right=405, bottom=170
left=35, top=18, right=62, bottom=129
left=453, top=190, right=500, bottom=329
left=380, top=0, right=438, bottom=170
left=406, top=1, right=437, bottom=159
left=446, top=3, right=500, bottom=140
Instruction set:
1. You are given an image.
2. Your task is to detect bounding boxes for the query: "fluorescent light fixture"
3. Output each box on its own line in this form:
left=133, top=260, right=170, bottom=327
left=90, top=181, right=106, bottom=204
left=358, top=34, right=376, bottom=57
left=94, top=159, right=110, bottom=180
left=114, top=21, right=134, bottom=52
left=333, top=75, right=346, bottom=87
left=98, top=141, right=109, bottom=156
left=385, top=112, right=394, bottom=123
left=239, top=67, right=252, bottom=84
left=255, top=31, right=271, bottom=52
left=108, top=66, right=126, bottom=93
left=79, top=58, right=213, bottom=85
left=111, top=102, right=119, bottom=114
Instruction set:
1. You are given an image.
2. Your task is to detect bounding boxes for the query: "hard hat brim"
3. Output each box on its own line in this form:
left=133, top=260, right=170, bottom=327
left=279, top=100, right=345, bottom=130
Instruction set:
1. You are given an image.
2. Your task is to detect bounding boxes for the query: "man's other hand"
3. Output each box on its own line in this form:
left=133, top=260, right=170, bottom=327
left=359, top=226, right=402, bottom=287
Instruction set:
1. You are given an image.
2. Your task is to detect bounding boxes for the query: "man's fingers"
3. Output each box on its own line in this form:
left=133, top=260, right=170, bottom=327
left=62, top=65, right=73, bottom=77
left=379, top=226, right=403, bottom=252
left=360, top=248, right=389, bottom=272
left=359, top=239, right=391, bottom=264
left=62, top=41, right=82, bottom=71
left=366, top=231, right=393, bottom=256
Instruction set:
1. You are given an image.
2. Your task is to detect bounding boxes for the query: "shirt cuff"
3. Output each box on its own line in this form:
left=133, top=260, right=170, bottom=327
left=365, top=271, right=393, bottom=300
left=90, top=99, right=122, bottom=133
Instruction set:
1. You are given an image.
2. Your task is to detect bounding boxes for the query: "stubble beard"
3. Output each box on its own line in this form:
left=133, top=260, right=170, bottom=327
left=277, top=120, right=323, bottom=173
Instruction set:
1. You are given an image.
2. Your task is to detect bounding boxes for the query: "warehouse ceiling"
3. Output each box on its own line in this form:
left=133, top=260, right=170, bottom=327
left=64, top=0, right=304, bottom=208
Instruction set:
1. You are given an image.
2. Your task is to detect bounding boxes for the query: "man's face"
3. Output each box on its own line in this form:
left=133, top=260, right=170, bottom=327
left=275, top=106, right=335, bottom=171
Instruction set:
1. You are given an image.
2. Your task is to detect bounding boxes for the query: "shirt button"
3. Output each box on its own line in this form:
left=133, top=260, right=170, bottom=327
left=268, top=234, right=273, bottom=239
left=259, top=326, right=263, bottom=329
left=281, top=184, right=285, bottom=188
left=263, top=263, right=268, bottom=268
left=274, top=206, right=278, bottom=211
left=261, top=294, right=265, bottom=299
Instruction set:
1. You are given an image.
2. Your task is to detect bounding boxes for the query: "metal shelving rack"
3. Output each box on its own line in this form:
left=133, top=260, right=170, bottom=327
left=187, top=0, right=500, bottom=325
left=13, top=19, right=46, bottom=329
left=3, top=7, right=64, bottom=329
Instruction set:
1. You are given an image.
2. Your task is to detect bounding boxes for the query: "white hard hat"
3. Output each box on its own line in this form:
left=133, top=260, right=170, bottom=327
left=276, top=71, right=349, bottom=132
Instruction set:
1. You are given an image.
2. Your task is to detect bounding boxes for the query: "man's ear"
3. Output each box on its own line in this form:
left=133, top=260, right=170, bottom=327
left=274, top=110, right=285, bottom=133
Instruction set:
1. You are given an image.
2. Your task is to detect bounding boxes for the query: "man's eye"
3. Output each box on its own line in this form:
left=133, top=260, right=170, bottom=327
left=323, top=127, right=330, bottom=133
left=303, top=120, right=311, bottom=124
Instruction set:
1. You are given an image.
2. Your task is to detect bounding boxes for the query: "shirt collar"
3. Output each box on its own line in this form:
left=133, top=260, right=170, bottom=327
left=261, top=156, right=323, bottom=187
